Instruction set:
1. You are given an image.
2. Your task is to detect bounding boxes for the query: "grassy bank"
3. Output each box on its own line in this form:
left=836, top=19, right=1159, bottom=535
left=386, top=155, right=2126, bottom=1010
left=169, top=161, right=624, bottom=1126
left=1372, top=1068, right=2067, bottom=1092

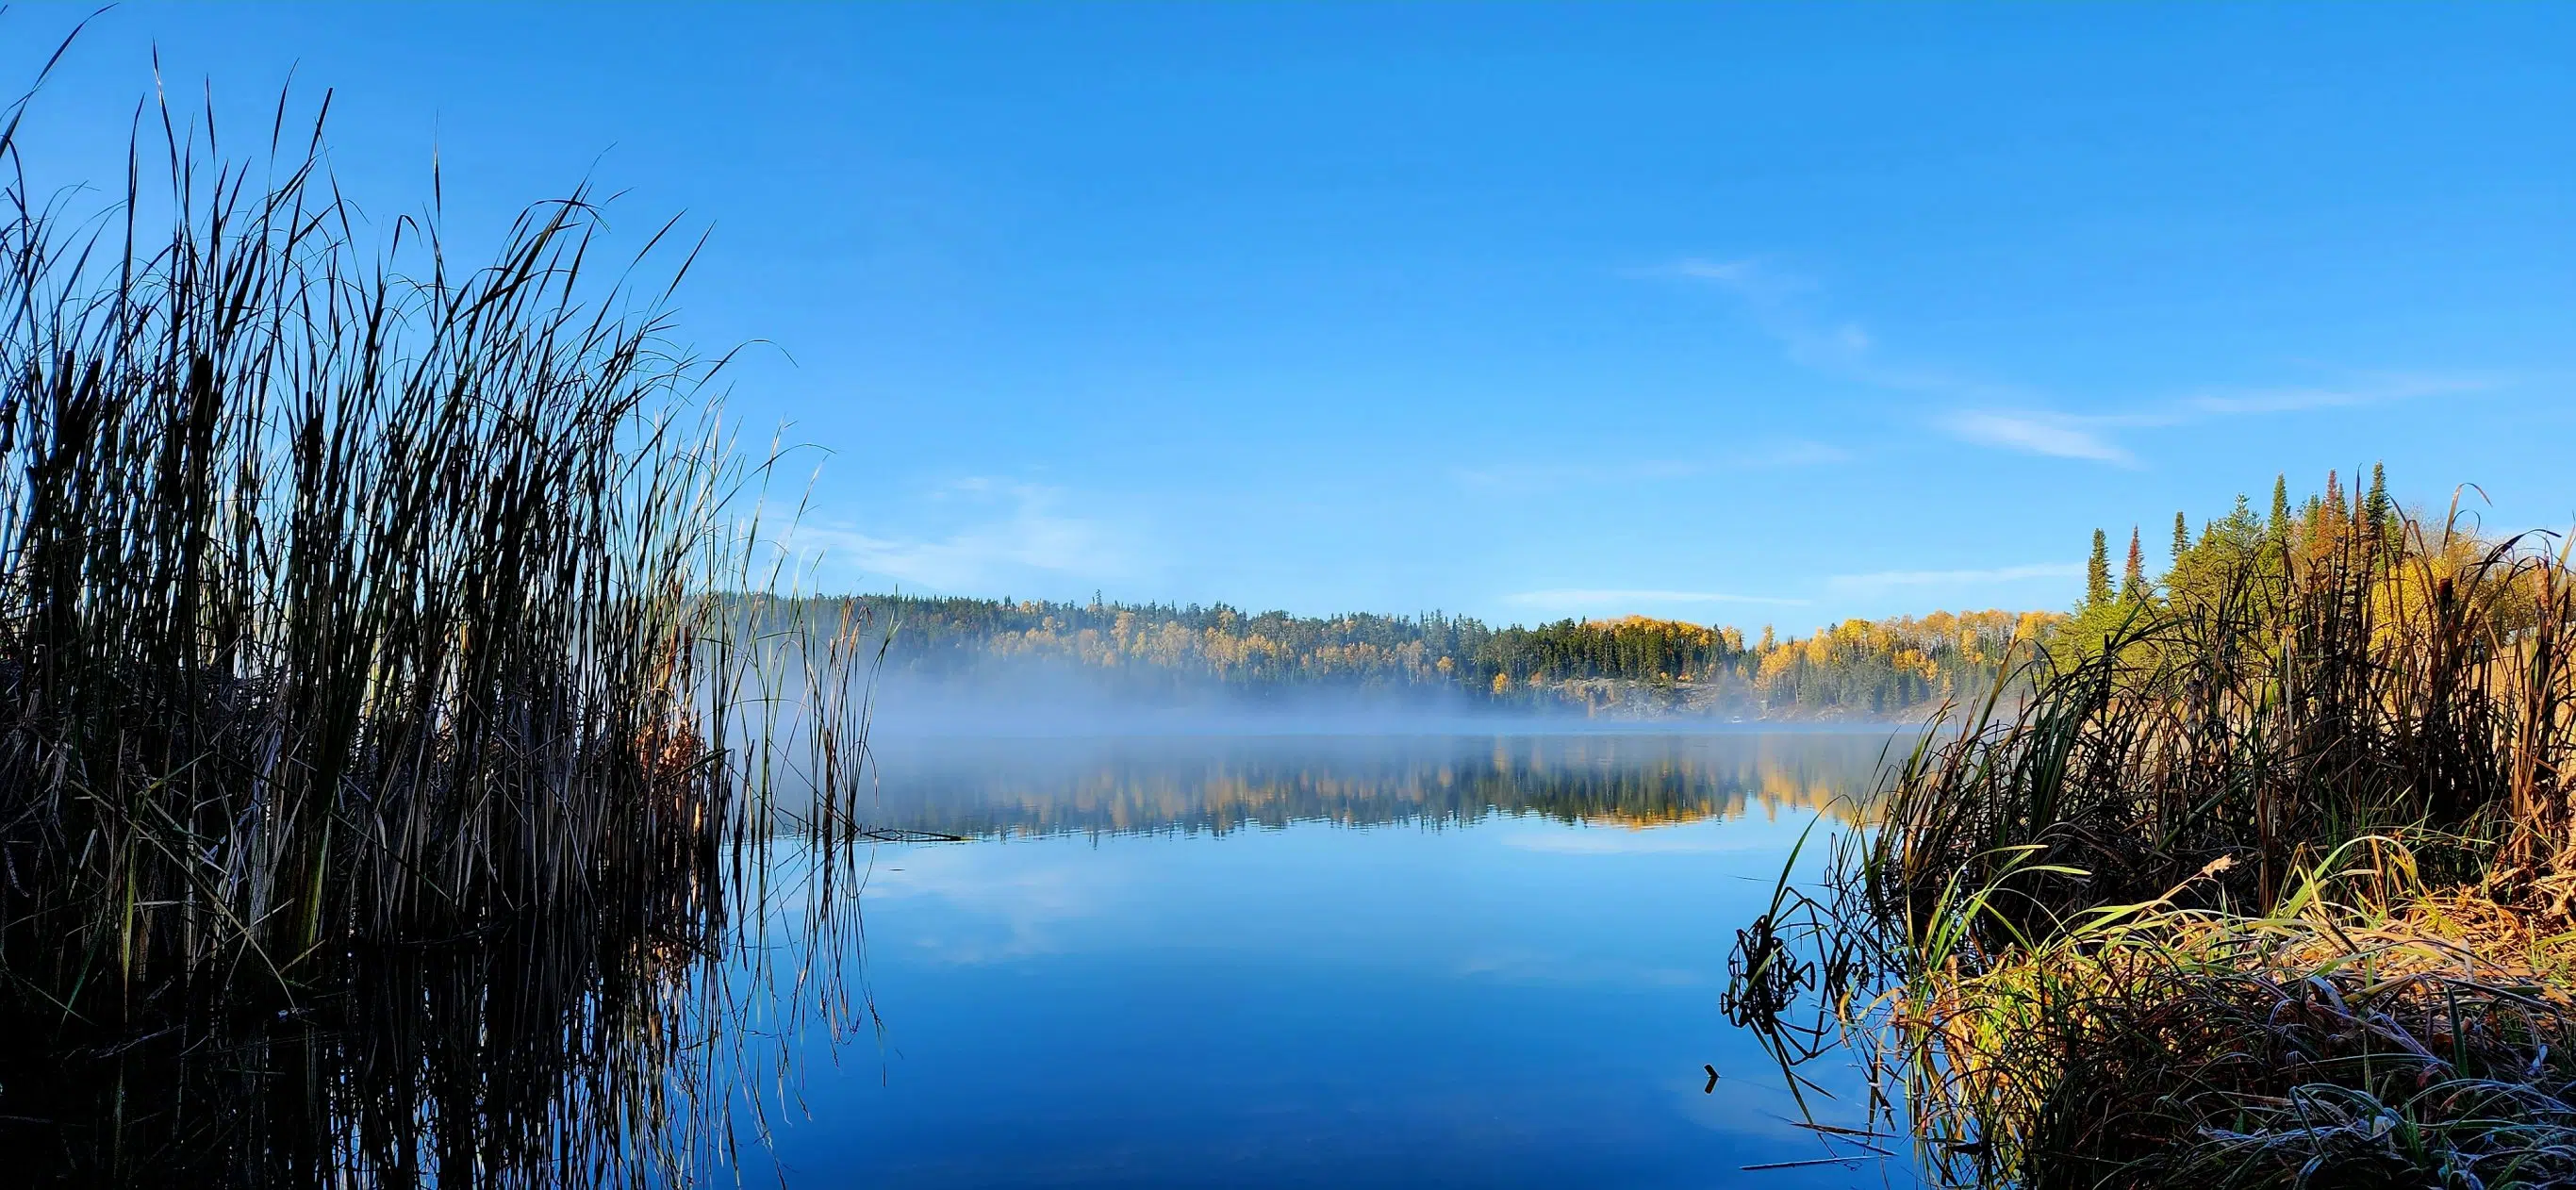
left=0, top=60, right=874, bottom=1187
left=1732, top=473, right=2576, bottom=1187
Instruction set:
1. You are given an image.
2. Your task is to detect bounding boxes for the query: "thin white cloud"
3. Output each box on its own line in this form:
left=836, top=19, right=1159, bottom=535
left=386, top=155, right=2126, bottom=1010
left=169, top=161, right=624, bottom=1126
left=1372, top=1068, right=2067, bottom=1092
left=1829, top=562, right=2085, bottom=592
left=1658, top=256, right=1880, bottom=373
left=1941, top=410, right=2137, bottom=465
left=1944, top=376, right=2490, bottom=464
left=1505, top=587, right=1809, bottom=609
left=2182, top=373, right=2493, bottom=416
left=775, top=479, right=1148, bottom=594
left=1651, top=256, right=2498, bottom=468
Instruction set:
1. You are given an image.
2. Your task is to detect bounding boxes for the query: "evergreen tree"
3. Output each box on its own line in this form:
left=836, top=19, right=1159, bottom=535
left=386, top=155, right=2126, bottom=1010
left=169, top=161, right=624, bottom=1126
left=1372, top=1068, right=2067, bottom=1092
left=2270, top=475, right=2291, bottom=544
left=2087, top=529, right=2113, bottom=606
left=2172, top=511, right=2189, bottom=567
left=2122, top=527, right=2145, bottom=601
left=2364, top=460, right=2404, bottom=556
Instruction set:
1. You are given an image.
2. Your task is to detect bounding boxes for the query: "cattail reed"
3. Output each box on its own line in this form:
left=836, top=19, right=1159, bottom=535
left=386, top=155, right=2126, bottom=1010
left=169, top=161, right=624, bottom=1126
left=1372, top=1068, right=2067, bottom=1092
left=0, top=56, right=875, bottom=1189
left=1732, top=477, right=2576, bottom=1186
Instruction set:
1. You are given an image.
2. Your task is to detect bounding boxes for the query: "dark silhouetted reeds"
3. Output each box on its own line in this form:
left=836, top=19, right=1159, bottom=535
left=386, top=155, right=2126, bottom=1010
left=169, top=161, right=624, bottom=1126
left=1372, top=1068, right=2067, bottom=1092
left=0, top=52, right=877, bottom=1189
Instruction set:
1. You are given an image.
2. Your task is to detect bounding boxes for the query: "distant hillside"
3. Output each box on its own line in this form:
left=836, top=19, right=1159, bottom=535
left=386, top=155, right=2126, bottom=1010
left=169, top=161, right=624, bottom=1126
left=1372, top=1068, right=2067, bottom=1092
left=829, top=594, right=2064, bottom=722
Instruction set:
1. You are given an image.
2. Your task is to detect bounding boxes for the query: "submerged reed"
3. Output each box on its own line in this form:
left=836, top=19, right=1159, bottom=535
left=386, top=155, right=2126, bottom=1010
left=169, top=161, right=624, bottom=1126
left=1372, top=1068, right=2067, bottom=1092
left=0, top=53, right=876, bottom=1188
left=1732, top=476, right=2576, bottom=1187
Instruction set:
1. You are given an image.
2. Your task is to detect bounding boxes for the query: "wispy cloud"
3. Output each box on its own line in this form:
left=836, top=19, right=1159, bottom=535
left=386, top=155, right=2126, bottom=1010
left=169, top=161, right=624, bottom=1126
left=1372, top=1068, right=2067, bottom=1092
left=1828, top=562, right=2084, bottom=593
left=1652, top=256, right=2498, bottom=467
left=1504, top=587, right=1809, bottom=609
left=1940, top=411, right=2136, bottom=465
left=2180, top=373, right=2494, bottom=416
left=773, top=479, right=1148, bottom=594
left=1656, top=257, right=1886, bottom=375
left=1941, top=374, right=2491, bottom=464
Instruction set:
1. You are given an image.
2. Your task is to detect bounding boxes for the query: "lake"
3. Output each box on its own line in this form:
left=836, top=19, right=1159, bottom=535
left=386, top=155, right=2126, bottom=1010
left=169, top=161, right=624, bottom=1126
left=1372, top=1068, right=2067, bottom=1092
left=745, top=731, right=1911, bottom=1188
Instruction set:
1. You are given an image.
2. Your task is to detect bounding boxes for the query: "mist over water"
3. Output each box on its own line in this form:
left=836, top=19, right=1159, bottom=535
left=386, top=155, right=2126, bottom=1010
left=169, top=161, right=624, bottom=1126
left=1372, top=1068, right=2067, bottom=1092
left=858, top=649, right=1929, bottom=741
left=855, top=729, right=1906, bottom=838
left=760, top=728, right=1915, bottom=1187
left=671, top=636, right=1929, bottom=1184
left=865, top=659, right=1488, bottom=738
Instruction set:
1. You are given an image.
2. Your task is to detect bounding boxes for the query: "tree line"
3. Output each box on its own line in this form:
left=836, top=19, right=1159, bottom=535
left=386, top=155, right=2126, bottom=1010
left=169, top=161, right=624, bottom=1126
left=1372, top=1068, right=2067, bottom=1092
left=2055, top=463, right=2428, bottom=668
left=837, top=593, right=2063, bottom=719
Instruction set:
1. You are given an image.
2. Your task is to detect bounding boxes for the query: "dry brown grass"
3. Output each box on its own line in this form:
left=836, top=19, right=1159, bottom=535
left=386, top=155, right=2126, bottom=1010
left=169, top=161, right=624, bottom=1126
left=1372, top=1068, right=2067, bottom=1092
left=1733, top=476, right=2576, bottom=1187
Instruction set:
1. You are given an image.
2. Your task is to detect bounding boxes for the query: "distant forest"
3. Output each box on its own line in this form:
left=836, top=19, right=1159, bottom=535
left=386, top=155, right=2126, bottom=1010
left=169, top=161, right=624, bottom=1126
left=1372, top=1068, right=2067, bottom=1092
left=830, top=470, right=2401, bottom=721
left=836, top=592, right=2065, bottom=720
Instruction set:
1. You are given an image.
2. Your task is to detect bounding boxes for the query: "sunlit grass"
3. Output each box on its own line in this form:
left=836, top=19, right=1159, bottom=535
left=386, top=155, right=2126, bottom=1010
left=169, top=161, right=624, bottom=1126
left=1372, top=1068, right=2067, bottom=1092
left=1732, top=479, right=2576, bottom=1186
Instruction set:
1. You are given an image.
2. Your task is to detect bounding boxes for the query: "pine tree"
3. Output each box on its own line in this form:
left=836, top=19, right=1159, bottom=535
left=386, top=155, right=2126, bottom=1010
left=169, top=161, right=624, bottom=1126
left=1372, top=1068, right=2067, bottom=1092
left=2270, top=475, right=2291, bottom=543
left=2365, top=460, right=2406, bottom=559
left=2171, top=511, right=2189, bottom=567
left=2087, top=529, right=2113, bottom=606
left=2122, top=527, right=2145, bottom=601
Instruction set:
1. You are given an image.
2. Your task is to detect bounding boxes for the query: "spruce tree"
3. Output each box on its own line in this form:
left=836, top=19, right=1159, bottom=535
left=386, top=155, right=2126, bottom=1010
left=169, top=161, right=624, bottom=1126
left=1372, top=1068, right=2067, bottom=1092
left=2365, top=460, right=2404, bottom=557
left=2171, top=511, right=2189, bottom=567
left=2122, top=527, right=2145, bottom=601
left=2270, top=475, right=2291, bottom=543
left=2087, top=529, right=2113, bottom=606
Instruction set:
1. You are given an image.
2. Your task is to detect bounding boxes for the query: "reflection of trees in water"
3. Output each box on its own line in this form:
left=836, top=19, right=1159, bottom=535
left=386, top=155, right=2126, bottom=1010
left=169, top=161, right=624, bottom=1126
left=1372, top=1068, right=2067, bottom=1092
left=863, top=734, right=1905, bottom=838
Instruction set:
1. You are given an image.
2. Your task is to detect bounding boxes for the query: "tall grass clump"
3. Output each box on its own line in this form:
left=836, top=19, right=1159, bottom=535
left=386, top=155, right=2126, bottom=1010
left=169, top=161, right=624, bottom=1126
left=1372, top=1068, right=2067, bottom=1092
left=0, top=55, right=876, bottom=1189
left=1732, top=472, right=2576, bottom=1187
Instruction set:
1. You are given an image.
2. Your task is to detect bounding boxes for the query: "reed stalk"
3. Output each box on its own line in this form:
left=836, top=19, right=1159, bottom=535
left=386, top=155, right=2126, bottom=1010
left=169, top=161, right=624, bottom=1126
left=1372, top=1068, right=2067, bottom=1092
left=0, top=49, right=877, bottom=1188
left=1731, top=476, right=2576, bottom=1186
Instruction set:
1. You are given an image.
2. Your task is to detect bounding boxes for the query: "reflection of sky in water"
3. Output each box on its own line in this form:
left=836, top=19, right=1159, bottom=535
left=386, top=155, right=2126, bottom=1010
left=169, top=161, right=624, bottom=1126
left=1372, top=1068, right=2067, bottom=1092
left=752, top=735, right=1906, bottom=1188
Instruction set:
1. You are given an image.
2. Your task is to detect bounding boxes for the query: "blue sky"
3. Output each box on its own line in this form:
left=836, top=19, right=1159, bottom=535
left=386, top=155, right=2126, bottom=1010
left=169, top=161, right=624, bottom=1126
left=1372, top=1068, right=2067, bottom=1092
left=9, top=4, right=2572, bottom=633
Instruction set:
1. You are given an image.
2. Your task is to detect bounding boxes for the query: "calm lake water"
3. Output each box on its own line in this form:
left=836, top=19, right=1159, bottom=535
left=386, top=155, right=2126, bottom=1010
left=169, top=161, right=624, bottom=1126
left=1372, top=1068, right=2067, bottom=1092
left=747, top=732, right=1912, bottom=1188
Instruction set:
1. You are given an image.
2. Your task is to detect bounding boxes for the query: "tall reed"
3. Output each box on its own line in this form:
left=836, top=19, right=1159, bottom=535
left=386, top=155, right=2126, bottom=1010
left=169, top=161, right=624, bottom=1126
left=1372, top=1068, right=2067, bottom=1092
left=0, top=53, right=876, bottom=1188
left=1874, top=487, right=2574, bottom=935
left=1731, top=476, right=2576, bottom=1186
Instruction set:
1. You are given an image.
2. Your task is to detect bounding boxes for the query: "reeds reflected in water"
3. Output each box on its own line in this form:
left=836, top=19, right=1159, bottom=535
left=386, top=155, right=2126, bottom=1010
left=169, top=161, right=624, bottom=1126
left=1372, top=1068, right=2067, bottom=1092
left=0, top=57, right=877, bottom=1187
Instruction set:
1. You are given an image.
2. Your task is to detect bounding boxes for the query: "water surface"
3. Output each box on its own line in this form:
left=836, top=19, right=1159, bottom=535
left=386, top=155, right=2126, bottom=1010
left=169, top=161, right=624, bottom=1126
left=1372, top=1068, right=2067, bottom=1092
left=755, top=732, right=1907, bottom=1187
